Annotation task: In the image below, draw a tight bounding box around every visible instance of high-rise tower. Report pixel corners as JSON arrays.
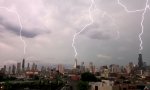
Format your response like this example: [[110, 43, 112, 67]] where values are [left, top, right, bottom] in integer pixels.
[[12, 65, 16, 75], [27, 63, 30, 71], [138, 54, 143, 68], [73, 58, 77, 69], [17, 62, 21, 74], [22, 58, 25, 72]]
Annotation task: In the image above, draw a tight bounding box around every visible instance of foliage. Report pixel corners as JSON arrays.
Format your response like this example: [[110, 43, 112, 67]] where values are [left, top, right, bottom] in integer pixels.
[[3, 80, 64, 90], [81, 72, 97, 82], [33, 75, 39, 80], [119, 75, 126, 80], [0, 76, 17, 81], [77, 81, 89, 90]]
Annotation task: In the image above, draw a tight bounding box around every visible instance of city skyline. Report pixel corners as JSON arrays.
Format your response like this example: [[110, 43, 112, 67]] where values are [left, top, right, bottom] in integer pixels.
[[0, 53, 146, 72], [0, 52, 149, 90], [0, 0, 150, 66]]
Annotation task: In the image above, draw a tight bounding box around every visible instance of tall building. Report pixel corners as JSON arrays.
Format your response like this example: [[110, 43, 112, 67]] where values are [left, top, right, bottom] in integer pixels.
[[41, 66, 46, 76], [57, 64, 64, 74], [31, 63, 37, 71], [81, 62, 84, 67], [32, 63, 35, 71], [89, 62, 95, 74], [73, 58, 77, 69], [17, 62, 21, 74], [109, 64, 120, 73], [125, 62, 134, 74], [8, 66, 11, 74], [27, 63, 30, 71], [22, 58, 25, 72], [80, 62, 85, 73], [3, 65, 6, 74], [138, 54, 143, 68], [143, 62, 147, 67], [35, 64, 37, 71], [12, 65, 16, 75]]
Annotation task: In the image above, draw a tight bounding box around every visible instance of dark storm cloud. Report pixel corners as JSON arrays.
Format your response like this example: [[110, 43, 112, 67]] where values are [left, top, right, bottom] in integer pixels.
[[5, 23, 38, 38], [87, 30, 112, 40], [81, 22, 117, 40], [0, 16, 49, 38]]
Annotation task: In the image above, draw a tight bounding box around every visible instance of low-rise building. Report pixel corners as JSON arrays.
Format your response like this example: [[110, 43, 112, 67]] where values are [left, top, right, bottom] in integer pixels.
[[89, 80, 119, 90]]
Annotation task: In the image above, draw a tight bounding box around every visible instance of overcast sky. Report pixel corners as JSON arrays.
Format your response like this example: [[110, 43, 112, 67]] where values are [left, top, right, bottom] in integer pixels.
[[0, 0, 150, 67]]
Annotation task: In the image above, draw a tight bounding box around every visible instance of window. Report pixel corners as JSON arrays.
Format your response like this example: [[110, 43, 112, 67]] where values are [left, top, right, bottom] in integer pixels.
[[95, 86, 98, 90], [123, 88, 127, 90]]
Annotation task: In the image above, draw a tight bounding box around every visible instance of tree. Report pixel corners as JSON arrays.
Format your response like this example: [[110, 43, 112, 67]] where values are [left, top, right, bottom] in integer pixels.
[[77, 81, 89, 90], [81, 72, 97, 82], [33, 75, 39, 80], [119, 75, 126, 80]]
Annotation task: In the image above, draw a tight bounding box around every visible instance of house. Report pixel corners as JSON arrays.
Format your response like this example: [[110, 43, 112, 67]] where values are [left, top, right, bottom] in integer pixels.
[[89, 80, 119, 90], [144, 85, 150, 90]]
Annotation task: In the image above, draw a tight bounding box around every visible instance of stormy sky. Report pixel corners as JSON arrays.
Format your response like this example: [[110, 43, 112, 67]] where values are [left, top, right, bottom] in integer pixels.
[[0, 0, 150, 67]]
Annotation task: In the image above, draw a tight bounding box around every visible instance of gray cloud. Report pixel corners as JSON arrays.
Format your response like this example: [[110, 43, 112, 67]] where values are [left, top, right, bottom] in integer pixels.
[[86, 30, 112, 40], [82, 21, 118, 40], [0, 16, 49, 38], [0, 0, 149, 66]]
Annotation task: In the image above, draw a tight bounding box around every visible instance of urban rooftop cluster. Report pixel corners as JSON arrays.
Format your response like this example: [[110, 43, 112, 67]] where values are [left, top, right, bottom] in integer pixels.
[[0, 53, 150, 90]]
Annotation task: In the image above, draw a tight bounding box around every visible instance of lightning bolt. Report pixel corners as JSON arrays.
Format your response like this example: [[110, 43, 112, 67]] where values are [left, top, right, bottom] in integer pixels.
[[72, 0, 96, 58], [0, 7, 26, 56], [117, 0, 150, 53]]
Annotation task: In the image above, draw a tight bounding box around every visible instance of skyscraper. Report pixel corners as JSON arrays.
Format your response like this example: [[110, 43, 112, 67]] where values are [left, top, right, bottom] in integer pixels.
[[89, 62, 95, 74], [3, 65, 6, 74], [22, 58, 25, 72], [8, 66, 11, 74], [80, 62, 85, 73], [12, 65, 16, 75], [138, 54, 143, 68], [27, 63, 30, 71], [32, 63, 35, 71], [57, 64, 64, 74], [73, 58, 77, 69], [17, 62, 21, 74]]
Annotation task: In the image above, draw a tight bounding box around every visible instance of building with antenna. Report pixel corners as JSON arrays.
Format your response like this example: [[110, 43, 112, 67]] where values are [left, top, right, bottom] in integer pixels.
[[138, 54, 143, 68], [22, 58, 25, 72], [73, 58, 77, 69]]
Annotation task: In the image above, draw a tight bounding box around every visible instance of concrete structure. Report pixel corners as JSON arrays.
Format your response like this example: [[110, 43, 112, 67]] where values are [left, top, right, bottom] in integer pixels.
[[89, 80, 119, 90], [57, 64, 64, 74], [89, 62, 96, 74], [138, 54, 143, 68], [17, 62, 21, 74], [26, 71, 39, 78], [12, 65, 16, 75], [27, 63, 30, 71], [101, 69, 109, 78], [80, 62, 85, 73], [89, 80, 141, 90], [22, 58, 25, 72], [73, 58, 77, 69], [8, 66, 11, 74], [109, 64, 120, 73], [3, 65, 6, 74]]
